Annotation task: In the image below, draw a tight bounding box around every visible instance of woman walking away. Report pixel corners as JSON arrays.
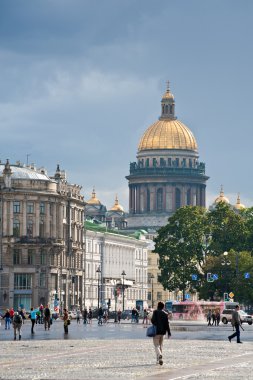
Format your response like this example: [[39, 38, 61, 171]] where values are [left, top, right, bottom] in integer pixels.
[[151, 301, 171, 366], [63, 308, 69, 334]]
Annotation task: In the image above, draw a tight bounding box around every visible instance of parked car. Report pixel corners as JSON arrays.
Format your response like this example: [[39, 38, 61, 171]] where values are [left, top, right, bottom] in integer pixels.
[[68, 310, 77, 319], [221, 309, 252, 325]]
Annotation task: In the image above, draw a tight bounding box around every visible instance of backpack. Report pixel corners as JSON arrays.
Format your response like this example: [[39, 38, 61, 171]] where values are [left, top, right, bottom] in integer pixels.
[[14, 314, 22, 324]]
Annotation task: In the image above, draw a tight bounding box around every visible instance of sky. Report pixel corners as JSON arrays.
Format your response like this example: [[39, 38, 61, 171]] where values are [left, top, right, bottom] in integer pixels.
[[1, 0, 253, 210]]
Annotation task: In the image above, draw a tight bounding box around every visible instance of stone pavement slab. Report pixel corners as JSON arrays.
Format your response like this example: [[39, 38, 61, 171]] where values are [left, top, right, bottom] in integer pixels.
[[0, 339, 252, 380]]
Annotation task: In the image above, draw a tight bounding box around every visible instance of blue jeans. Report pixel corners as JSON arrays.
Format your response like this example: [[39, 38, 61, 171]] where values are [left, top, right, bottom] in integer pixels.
[[229, 324, 240, 342], [5, 317, 11, 329]]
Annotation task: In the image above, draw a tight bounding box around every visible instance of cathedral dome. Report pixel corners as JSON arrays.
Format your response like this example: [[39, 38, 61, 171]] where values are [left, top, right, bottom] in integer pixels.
[[109, 196, 124, 212], [214, 186, 230, 204], [234, 194, 245, 210], [138, 82, 197, 152], [87, 188, 101, 205], [138, 119, 197, 152]]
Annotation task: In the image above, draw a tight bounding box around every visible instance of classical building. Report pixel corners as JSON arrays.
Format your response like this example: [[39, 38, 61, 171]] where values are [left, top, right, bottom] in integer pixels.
[[126, 83, 209, 230], [84, 225, 148, 310], [0, 161, 85, 312]]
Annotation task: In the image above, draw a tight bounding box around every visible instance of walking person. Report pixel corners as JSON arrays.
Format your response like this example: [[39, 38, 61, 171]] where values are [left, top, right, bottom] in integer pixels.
[[3, 309, 11, 330], [216, 311, 221, 326], [30, 307, 38, 334], [88, 308, 93, 324], [143, 309, 148, 327], [207, 309, 212, 326], [44, 304, 51, 330], [151, 301, 171, 366], [228, 305, 243, 343], [83, 308, 88, 324], [76, 309, 81, 324], [63, 308, 69, 334], [13, 312, 22, 340], [117, 309, 122, 323], [211, 311, 216, 326]]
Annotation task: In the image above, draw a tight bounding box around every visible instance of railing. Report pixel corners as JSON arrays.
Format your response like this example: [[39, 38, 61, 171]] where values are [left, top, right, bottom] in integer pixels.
[[129, 162, 206, 176]]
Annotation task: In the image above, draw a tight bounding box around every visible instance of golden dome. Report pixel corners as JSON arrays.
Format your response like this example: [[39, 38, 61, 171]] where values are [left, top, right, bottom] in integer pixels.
[[234, 194, 245, 210], [109, 196, 124, 212], [162, 80, 175, 100], [138, 119, 197, 152], [214, 186, 230, 204], [87, 188, 101, 205]]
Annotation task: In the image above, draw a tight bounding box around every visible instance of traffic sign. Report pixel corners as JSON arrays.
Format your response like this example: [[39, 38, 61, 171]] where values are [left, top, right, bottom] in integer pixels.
[[212, 274, 219, 280], [244, 272, 250, 279], [191, 274, 198, 281], [229, 292, 234, 298], [207, 273, 214, 282]]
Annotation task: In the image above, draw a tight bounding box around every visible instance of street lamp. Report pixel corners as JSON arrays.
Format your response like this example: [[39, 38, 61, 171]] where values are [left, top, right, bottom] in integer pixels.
[[96, 266, 101, 309], [121, 270, 126, 311], [150, 274, 154, 308]]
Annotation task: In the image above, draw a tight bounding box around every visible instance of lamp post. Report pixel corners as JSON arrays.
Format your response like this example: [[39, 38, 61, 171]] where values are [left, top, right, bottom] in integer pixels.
[[121, 270, 126, 311], [150, 274, 154, 308], [221, 251, 231, 296], [96, 266, 101, 309]]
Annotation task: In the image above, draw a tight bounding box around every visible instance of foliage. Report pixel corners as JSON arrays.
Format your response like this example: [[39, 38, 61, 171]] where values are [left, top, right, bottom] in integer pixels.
[[154, 206, 207, 299]]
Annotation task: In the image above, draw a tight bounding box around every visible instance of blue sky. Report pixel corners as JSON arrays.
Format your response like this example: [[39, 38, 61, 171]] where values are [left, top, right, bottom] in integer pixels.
[[1, 0, 253, 210]]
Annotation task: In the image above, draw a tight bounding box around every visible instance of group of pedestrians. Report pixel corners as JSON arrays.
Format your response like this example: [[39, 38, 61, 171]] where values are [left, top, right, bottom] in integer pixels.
[[206, 309, 221, 326]]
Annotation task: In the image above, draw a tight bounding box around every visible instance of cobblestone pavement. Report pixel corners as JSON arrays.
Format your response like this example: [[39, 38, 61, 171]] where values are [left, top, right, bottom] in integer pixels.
[[0, 321, 252, 379], [0, 338, 252, 379]]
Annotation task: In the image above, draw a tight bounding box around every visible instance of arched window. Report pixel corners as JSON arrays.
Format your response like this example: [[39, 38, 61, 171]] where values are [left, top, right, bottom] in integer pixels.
[[170, 105, 173, 114], [13, 219, 20, 237], [147, 188, 150, 212], [187, 189, 191, 206], [165, 105, 168, 114], [157, 188, 163, 211], [175, 188, 181, 209]]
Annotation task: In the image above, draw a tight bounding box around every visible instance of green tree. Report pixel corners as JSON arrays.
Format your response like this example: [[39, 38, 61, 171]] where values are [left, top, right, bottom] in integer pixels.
[[154, 206, 207, 300]]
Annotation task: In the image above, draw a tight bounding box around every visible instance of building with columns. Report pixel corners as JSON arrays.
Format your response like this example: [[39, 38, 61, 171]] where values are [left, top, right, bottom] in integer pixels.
[[84, 225, 148, 310], [0, 160, 85, 312], [126, 83, 209, 230]]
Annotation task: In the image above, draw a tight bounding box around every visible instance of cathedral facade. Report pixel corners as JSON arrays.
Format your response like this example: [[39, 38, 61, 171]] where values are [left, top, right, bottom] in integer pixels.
[[126, 83, 209, 230]]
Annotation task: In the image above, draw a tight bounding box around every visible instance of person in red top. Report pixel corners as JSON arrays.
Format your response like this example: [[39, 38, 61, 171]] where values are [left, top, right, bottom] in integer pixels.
[[9, 307, 15, 322]]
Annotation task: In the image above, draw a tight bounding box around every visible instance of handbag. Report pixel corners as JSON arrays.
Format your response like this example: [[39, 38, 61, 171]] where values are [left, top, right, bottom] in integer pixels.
[[146, 324, 156, 337], [67, 319, 71, 325]]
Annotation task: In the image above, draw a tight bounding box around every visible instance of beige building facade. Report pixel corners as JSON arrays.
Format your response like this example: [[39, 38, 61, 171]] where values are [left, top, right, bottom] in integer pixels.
[[0, 161, 85, 312]]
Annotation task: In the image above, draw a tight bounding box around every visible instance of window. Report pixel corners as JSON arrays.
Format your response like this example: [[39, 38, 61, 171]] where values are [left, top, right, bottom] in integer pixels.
[[14, 274, 32, 289], [148, 292, 151, 301], [157, 292, 162, 300], [168, 158, 172, 166], [187, 189, 191, 206], [147, 189, 150, 212], [157, 188, 163, 211], [13, 201, 20, 213], [28, 249, 35, 265], [40, 273, 46, 287], [13, 219, 20, 237], [27, 202, 34, 214], [40, 202, 45, 214], [27, 219, 33, 237], [175, 188, 181, 209], [39, 219, 45, 237], [13, 249, 21, 265], [40, 249, 47, 265]]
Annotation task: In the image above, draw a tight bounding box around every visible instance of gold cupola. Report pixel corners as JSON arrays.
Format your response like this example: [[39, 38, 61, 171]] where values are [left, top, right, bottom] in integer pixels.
[[214, 186, 230, 204], [109, 195, 124, 212], [138, 82, 198, 152], [234, 194, 245, 210], [87, 188, 101, 205]]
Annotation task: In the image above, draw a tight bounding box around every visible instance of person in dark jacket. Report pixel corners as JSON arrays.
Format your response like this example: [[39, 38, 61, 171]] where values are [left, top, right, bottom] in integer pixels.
[[151, 301, 171, 365]]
